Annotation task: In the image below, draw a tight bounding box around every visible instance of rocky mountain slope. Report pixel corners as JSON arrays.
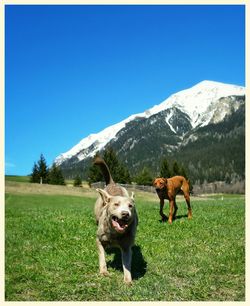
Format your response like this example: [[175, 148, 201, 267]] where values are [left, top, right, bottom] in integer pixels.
[[55, 81, 245, 183]]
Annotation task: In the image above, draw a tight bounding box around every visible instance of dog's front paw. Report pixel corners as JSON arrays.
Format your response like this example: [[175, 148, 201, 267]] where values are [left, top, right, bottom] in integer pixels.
[[124, 277, 132, 285], [100, 270, 109, 276], [162, 215, 168, 222]]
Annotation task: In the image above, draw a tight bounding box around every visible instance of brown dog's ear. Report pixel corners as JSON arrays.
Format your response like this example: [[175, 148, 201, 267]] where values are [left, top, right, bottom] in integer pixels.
[[163, 178, 168, 185], [96, 188, 111, 205], [152, 178, 157, 186]]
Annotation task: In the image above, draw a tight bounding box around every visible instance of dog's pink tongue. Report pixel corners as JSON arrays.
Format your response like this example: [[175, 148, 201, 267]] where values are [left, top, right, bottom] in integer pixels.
[[112, 220, 128, 233]]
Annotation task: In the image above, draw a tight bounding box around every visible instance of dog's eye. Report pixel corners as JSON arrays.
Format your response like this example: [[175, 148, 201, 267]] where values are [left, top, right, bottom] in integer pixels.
[[114, 203, 119, 207], [128, 204, 133, 208]]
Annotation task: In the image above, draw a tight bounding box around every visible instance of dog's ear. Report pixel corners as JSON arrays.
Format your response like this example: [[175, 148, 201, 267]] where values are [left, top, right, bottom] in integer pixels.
[[163, 178, 168, 185], [96, 188, 111, 205], [152, 178, 157, 186], [131, 192, 135, 200]]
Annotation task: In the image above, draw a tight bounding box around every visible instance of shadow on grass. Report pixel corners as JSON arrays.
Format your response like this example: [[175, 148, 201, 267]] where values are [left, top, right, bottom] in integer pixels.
[[175, 214, 189, 220], [159, 214, 189, 223], [107, 245, 147, 280]]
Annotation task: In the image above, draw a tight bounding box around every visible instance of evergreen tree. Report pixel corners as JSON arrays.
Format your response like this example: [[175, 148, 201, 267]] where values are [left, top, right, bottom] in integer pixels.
[[30, 154, 49, 184], [87, 148, 131, 185], [87, 153, 103, 185], [172, 161, 181, 176], [118, 165, 132, 184], [103, 147, 131, 184], [160, 158, 172, 178], [134, 167, 153, 186], [37, 154, 49, 184], [30, 162, 40, 183], [87, 164, 103, 185], [48, 164, 65, 185], [73, 175, 82, 187], [103, 147, 120, 182], [180, 166, 188, 179], [180, 165, 193, 192]]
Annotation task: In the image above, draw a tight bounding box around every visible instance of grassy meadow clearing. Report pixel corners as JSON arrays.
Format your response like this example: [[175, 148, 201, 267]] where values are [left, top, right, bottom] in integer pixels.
[[5, 179, 245, 301]]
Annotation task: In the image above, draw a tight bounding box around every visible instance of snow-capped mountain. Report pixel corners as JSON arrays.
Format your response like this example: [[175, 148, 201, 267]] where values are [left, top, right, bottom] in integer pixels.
[[55, 80, 245, 168]]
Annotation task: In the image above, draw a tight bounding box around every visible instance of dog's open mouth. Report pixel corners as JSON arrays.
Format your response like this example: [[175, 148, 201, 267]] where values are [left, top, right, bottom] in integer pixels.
[[111, 216, 129, 233]]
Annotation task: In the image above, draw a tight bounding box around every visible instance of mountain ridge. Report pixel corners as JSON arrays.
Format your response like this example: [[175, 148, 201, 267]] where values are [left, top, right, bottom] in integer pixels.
[[54, 80, 245, 183], [55, 80, 245, 166]]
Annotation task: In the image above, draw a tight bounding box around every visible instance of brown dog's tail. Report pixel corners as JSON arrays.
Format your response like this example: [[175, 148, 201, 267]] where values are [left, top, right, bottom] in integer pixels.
[[94, 156, 114, 185]]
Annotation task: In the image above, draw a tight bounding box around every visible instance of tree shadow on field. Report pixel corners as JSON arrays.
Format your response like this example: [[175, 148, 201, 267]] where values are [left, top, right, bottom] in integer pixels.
[[107, 245, 147, 280]]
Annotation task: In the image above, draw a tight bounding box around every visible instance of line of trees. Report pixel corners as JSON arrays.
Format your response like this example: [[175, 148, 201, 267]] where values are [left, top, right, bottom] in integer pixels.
[[133, 158, 190, 186], [87, 147, 189, 186], [30, 154, 65, 185], [29, 148, 244, 194], [30, 150, 190, 188], [160, 159, 188, 179]]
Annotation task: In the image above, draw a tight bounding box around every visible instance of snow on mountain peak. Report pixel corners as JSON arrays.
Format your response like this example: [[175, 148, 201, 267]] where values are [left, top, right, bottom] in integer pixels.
[[55, 80, 245, 165], [148, 80, 245, 127]]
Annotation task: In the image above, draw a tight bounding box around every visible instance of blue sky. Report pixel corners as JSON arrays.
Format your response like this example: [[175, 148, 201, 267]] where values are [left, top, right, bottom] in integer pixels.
[[5, 4, 245, 175]]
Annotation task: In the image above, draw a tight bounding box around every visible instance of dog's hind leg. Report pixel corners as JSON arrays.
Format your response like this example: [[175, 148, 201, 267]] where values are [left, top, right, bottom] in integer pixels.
[[173, 199, 178, 220], [96, 238, 109, 276], [184, 193, 192, 219], [182, 180, 192, 219], [121, 247, 132, 285], [168, 199, 175, 224]]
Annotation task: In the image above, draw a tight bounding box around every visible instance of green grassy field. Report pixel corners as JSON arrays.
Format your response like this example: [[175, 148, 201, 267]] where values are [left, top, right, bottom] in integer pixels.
[[5, 175, 85, 187], [5, 189, 245, 301], [5, 175, 31, 183]]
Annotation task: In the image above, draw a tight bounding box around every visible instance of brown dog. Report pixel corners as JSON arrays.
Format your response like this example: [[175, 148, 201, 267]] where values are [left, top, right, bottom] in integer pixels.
[[153, 176, 192, 224]]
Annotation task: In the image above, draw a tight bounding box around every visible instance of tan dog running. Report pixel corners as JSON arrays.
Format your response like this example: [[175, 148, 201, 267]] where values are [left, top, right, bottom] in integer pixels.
[[153, 176, 192, 224], [94, 157, 138, 284]]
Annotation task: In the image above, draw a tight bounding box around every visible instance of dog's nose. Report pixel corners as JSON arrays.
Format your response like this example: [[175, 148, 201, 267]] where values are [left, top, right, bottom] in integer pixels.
[[121, 211, 129, 218]]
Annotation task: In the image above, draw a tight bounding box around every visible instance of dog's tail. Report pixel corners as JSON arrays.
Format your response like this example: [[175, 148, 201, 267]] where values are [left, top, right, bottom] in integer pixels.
[[94, 156, 114, 185]]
